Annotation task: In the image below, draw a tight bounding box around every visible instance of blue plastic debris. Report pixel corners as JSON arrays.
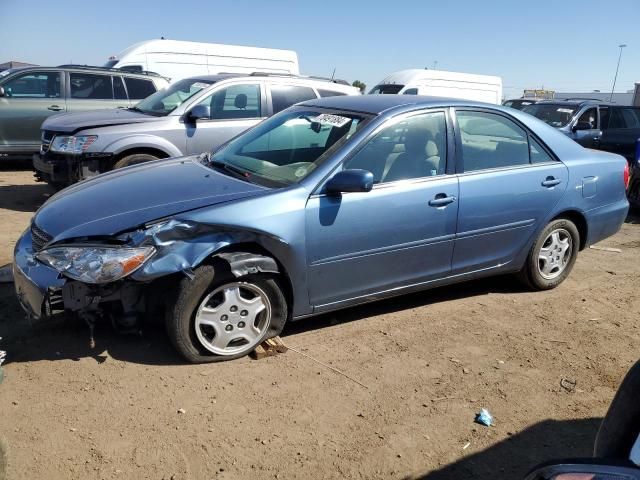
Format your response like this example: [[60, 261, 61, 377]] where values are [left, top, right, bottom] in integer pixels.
[[475, 408, 493, 427]]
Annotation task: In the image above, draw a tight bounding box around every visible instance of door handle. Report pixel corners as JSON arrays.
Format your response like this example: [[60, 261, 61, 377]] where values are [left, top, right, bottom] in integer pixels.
[[541, 177, 562, 188], [428, 194, 456, 207], [47, 105, 63, 111]]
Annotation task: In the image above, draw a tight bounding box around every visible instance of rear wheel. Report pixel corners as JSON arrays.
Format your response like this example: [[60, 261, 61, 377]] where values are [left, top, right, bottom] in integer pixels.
[[113, 153, 159, 169], [166, 264, 288, 363], [518, 218, 580, 290]]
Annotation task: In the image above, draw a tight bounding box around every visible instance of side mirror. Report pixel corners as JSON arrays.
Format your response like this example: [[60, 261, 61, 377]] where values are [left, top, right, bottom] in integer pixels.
[[525, 461, 640, 480], [325, 169, 374, 194], [572, 121, 593, 132], [187, 105, 210, 122], [0, 86, 5, 97]]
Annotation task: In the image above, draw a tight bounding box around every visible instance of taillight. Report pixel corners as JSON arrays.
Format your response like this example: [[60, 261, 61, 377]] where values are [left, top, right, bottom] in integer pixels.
[[624, 162, 630, 190]]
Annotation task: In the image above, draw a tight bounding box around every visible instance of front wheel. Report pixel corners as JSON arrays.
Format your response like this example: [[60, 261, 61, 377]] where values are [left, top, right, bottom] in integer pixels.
[[518, 218, 580, 290], [166, 265, 288, 363], [113, 153, 159, 169]]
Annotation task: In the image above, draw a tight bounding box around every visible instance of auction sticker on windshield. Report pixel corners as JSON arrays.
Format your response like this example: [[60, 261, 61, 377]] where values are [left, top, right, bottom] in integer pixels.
[[557, 108, 574, 114], [313, 114, 351, 128]]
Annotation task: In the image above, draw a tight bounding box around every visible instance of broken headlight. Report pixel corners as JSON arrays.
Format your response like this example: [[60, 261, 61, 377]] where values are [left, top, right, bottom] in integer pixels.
[[36, 246, 155, 284]]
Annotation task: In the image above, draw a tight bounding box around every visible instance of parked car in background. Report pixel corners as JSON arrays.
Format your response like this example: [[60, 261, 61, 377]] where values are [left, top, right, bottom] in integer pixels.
[[104, 39, 299, 81], [369, 69, 502, 104], [34, 73, 360, 187], [15, 96, 629, 363], [503, 97, 545, 110], [0, 65, 169, 161], [523, 99, 640, 203]]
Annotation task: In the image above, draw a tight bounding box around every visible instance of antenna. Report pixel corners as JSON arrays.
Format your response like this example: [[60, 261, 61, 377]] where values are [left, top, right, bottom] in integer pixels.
[[331, 67, 336, 80]]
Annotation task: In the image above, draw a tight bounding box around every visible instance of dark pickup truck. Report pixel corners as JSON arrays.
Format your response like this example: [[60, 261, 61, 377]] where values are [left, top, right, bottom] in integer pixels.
[[524, 100, 640, 207]]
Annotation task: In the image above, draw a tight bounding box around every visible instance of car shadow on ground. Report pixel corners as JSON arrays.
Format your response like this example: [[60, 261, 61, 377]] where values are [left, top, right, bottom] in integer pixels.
[[626, 209, 640, 225], [411, 417, 601, 480], [0, 275, 525, 367], [0, 182, 54, 213]]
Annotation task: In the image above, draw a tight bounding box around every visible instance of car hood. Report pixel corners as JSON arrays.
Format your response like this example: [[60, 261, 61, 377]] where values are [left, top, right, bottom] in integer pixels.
[[33, 156, 269, 240], [41, 108, 166, 134]]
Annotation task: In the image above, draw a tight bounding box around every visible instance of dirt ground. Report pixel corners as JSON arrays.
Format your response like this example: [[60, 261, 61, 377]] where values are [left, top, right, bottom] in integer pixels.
[[0, 165, 638, 480]]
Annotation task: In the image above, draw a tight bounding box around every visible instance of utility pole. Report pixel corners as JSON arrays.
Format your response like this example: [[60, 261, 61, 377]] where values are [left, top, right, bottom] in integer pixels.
[[610, 44, 627, 102]]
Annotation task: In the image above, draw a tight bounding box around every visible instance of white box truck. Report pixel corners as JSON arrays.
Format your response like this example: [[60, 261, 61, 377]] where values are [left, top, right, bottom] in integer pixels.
[[104, 39, 299, 81], [370, 69, 503, 104]]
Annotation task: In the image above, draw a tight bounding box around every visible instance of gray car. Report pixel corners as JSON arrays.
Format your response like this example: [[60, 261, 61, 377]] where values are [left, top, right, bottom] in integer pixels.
[[0, 65, 169, 160], [34, 73, 361, 187]]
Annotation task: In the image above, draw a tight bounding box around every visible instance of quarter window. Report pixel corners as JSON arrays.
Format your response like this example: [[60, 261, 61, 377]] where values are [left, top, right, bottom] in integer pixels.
[[124, 77, 156, 99], [196, 84, 262, 120], [529, 137, 554, 164], [317, 89, 346, 98], [343, 111, 447, 183], [70, 73, 113, 99], [457, 111, 530, 172], [270, 85, 317, 114], [2, 71, 61, 98]]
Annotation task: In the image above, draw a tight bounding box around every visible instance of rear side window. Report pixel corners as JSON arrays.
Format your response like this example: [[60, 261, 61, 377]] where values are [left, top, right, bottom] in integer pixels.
[[113, 76, 127, 100], [608, 108, 640, 129], [196, 84, 262, 120], [529, 137, 554, 164], [2, 71, 61, 98], [270, 85, 317, 113], [457, 111, 530, 171], [124, 77, 156, 99], [70, 73, 113, 99], [317, 89, 346, 98]]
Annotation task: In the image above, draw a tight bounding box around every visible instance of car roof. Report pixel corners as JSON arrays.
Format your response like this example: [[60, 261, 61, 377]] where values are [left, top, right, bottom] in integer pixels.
[[186, 72, 354, 89], [535, 99, 612, 107], [298, 94, 501, 115], [0, 64, 167, 80]]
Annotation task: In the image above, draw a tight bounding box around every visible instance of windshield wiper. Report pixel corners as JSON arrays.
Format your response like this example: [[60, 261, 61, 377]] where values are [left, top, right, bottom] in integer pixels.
[[206, 158, 256, 183]]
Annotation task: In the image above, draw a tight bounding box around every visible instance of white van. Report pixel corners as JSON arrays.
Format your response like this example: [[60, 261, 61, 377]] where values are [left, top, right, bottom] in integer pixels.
[[105, 39, 299, 81], [370, 69, 503, 104]]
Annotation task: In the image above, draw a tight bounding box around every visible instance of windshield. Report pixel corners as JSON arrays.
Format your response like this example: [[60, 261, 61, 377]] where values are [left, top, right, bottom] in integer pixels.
[[523, 103, 578, 127], [134, 78, 215, 116], [369, 84, 404, 94], [208, 109, 368, 187], [503, 99, 538, 110]]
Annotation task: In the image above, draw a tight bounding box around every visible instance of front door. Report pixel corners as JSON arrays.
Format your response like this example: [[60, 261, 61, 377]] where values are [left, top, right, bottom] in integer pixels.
[[185, 83, 265, 155], [305, 110, 459, 308], [571, 106, 601, 148], [452, 109, 569, 274], [0, 71, 65, 151]]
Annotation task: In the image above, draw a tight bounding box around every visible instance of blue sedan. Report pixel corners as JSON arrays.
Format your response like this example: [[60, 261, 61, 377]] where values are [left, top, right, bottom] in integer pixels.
[[14, 96, 630, 362]]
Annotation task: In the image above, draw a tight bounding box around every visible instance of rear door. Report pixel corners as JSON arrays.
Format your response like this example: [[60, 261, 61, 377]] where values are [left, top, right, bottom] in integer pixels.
[[452, 109, 569, 274], [66, 72, 129, 112], [184, 82, 266, 155], [0, 70, 65, 151], [599, 107, 640, 161]]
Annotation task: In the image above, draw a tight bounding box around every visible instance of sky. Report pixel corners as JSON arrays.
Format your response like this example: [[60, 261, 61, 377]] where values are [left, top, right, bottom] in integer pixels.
[[1, 0, 638, 99]]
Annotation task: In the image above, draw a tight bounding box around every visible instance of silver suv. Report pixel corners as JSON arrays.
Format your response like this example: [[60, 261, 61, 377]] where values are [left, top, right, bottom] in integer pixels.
[[35, 73, 360, 187], [0, 65, 169, 161]]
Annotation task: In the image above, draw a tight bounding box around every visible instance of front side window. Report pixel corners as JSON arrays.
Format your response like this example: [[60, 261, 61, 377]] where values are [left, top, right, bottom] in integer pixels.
[[134, 78, 215, 116], [208, 109, 367, 186], [343, 111, 447, 183], [2, 71, 61, 98], [523, 103, 578, 127], [457, 111, 530, 171], [270, 85, 317, 114], [577, 108, 598, 129], [195, 84, 262, 120], [124, 77, 156, 99], [70, 73, 112, 99]]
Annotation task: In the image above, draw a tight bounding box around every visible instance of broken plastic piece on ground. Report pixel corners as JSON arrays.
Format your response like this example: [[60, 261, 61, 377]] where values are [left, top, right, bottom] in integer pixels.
[[251, 336, 288, 360], [475, 408, 493, 427]]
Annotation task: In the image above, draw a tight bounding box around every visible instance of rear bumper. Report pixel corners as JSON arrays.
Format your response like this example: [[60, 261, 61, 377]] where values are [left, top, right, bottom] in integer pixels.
[[13, 229, 65, 320], [584, 198, 630, 247]]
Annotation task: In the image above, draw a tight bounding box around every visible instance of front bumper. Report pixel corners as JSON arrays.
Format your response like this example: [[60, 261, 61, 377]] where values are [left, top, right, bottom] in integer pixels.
[[33, 151, 114, 185], [13, 229, 66, 320]]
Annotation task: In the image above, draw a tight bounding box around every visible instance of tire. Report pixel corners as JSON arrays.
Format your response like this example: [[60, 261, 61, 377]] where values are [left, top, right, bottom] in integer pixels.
[[518, 218, 580, 290], [113, 153, 159, 169], [166, 264, 288, 363]]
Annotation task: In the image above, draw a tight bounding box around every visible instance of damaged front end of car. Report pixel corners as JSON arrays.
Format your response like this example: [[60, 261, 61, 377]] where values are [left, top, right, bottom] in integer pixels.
[[14, 218, 284, 344]]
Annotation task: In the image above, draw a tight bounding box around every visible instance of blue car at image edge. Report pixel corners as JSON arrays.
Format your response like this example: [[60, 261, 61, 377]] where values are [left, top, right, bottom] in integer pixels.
[[13, 95, 630, 362]]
